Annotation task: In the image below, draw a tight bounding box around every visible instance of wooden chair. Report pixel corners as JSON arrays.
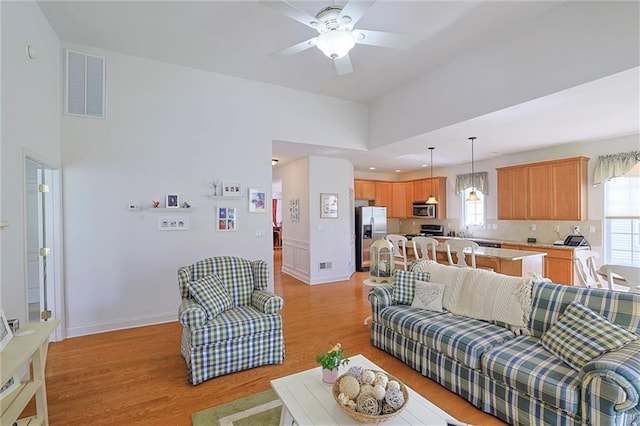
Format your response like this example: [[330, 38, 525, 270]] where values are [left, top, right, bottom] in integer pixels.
[[412, 236, 439, 261], [385, 234, 410, 270], [574, 250, 605, 289], [445, 239, 480, 268], [600, 264, 640, 294]]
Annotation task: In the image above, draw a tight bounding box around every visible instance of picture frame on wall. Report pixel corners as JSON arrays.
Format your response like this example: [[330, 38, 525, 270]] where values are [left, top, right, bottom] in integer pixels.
[[248, 188, 268, 213], [223, 182, 241, 197], [216, 207, 237, 231], [0, 309, 13, 351], [320, 193, 338, 218], [166, 194, 179, 208]]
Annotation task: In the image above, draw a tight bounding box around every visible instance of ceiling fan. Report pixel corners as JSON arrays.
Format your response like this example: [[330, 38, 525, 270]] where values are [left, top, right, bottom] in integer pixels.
[[260, 0, 412, 75]]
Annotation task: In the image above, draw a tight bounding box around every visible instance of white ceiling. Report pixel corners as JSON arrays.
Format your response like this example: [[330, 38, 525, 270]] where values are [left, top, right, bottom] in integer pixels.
[[37, 1, 640, 172]]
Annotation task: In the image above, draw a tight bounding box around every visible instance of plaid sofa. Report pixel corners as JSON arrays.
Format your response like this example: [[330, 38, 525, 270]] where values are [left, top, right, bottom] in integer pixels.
[[369, 268, 640, 425], [178, 256, 284, 385]]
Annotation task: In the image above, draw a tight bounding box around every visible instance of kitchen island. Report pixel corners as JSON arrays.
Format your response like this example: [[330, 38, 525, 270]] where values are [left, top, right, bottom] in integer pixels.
[[432, 244, 547, 278]]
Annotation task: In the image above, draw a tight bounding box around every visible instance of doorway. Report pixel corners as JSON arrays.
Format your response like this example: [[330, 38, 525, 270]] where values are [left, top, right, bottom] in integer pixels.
[[25, 158, 60, 333]]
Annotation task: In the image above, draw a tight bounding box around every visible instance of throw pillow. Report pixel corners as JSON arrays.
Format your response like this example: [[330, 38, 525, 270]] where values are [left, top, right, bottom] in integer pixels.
[[188, 274, 234, 320], [392, 270, 430, 305], [540, 301, 639, 371], [411, 280, 445, 312]]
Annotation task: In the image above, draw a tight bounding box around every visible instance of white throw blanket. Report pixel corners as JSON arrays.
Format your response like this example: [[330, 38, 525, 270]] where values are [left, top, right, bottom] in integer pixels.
[[412, 261, 533, 334]]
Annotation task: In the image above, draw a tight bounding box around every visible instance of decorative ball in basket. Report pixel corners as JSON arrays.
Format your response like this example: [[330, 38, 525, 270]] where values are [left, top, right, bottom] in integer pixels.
[[332, 367, 409, 423]]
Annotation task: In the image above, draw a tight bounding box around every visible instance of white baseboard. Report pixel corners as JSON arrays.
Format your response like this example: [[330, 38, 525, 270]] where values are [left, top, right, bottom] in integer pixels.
[[65, 312, 176, 338]]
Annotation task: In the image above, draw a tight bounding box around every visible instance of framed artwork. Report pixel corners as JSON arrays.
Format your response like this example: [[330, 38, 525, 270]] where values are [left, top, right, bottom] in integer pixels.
[[320, 193, 338, 218], [0, 309, 12, 351], [289, 198, 299, 222], [157, 217, 189, 231], [248, 188, 268, 213], [166, 194, 179, 208], [0, 374, 20, 400], [217, 207, 237, 231], [223, 182, 241, 197]]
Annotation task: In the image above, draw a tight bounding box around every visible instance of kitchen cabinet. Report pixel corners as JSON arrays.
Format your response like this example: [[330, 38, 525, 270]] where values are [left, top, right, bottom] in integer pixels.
[[404, 182, 414, 219], [431, 177, 447, 220], [497, 167, 528, 219], [497, 157, 588, 221], [354, 180, 376, 200], [391, 182, 407, 218], [374, 181, 392, 210], [412, 180, 429, 201], [502, 243, 577, 285]]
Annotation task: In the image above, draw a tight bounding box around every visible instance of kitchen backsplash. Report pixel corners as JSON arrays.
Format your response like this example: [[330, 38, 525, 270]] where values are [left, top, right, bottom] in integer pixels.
[[398, 218, 602, 247]]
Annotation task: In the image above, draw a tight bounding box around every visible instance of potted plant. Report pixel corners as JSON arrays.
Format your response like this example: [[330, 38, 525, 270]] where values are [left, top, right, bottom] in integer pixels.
[[316, 343, 349, 384]]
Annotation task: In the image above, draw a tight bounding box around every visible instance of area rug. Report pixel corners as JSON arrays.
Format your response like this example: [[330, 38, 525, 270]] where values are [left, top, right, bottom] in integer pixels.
[[191, 389, 282, 426]]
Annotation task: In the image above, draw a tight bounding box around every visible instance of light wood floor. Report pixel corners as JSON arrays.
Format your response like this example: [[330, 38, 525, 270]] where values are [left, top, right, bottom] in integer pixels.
[[28, 250, 504, 425]]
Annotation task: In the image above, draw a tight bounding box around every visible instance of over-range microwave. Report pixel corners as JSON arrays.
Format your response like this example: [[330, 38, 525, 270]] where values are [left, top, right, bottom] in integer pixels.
[[412, 202, 436, 218]]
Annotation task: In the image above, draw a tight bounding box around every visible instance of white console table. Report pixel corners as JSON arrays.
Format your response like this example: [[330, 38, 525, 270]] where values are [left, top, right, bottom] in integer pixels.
[[1, 320, 59, 425]]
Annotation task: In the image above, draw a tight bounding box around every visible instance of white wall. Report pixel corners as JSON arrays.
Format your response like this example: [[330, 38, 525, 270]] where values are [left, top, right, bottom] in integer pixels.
[[369, 2, 640, 149], [60, 44, 368, 336], [0, 1, 61, 323], [308, 156, 354, 284]]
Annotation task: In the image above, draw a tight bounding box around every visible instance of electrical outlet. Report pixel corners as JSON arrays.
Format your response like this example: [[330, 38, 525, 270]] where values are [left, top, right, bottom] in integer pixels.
[[554, 224, 560, 233], [589, 225, 596, 233], [530, 224, 537, 231]]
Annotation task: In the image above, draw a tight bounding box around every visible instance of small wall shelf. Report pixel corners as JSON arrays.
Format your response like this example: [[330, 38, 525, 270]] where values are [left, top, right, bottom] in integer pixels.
[[207, 195, 242, 200], [146, 208, 195, 212]]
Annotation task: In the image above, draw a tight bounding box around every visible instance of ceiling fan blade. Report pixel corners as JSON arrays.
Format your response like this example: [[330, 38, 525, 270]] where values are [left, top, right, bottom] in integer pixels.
[[334, 55, 353, 76], [353, 29, 412, 50], [269, 37, 317, 59], [338, 0, 376, 29], [260, 0, 325, 31]]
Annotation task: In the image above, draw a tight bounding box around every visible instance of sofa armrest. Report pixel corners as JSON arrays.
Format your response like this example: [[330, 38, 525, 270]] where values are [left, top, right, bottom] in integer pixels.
[[178, 266, 192, 299], [178, 298, 208, 328], [251, 290, 284, 314], [251, 260, 269, 291], [581, 341, 640, 425], [367, 285, 395, 322]]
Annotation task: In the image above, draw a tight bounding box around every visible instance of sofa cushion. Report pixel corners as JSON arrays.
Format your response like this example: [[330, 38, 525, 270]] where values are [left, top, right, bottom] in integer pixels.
[[190, 305, 283, 346], [417, 314, 516, 370], [411, 280, 445, 312], [482, 335, 581, 415], [529, 281, 640, 338], [378, 306, 515, 370], [540, 301, 639, 371], [188, 274, 233, 320], [191, 256, 255, 306], [392, 270, 430, 305]]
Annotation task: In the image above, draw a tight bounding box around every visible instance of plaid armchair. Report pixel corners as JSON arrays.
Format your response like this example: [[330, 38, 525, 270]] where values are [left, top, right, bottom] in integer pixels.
[[178, 256, 284, 385]]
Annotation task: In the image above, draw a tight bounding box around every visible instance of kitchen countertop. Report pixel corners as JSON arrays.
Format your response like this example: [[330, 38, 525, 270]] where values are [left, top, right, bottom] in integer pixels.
[[435, 236, 585, 251], [433, 244, 546, 261]]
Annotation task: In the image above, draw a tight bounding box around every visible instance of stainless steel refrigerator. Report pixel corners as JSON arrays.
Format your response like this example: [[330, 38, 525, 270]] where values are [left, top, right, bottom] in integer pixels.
[[355, 206, 388, 272]]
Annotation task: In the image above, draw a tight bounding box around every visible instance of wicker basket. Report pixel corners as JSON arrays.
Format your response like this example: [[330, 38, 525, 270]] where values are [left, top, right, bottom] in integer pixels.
[[331, 370, 409, 423]]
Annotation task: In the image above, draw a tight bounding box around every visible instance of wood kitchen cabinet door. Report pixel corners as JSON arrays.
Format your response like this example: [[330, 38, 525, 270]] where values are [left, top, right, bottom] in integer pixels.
[[498, 168, 528, 220], [412, 180, 428, 201], [354, 180, 376, 200], [528, 164, 553, 219], [405, 182, 414, 218], [391, 182, 407, 218], [545, 257, 574, 285], [374, 182, 392, 210], [553, 158, 588, 220]]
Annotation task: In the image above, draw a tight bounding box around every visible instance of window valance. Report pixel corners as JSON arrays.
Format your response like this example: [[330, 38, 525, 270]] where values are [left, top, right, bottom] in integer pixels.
[[455, 171, 489, 195], [593, 151, 640, 185]]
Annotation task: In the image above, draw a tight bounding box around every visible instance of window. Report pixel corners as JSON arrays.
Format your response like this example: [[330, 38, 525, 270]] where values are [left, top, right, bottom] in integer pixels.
[[462, 188, 485, 227], [604, 177, 640, 265]]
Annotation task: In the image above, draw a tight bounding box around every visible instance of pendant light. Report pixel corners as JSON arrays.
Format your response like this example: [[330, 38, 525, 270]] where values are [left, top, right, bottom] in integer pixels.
[[466, 137, 480, 202], [426, 147, 438, 204]]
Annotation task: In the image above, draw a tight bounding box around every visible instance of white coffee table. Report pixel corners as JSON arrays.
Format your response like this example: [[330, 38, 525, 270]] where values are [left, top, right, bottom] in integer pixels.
[[271, 354, 464, 425]]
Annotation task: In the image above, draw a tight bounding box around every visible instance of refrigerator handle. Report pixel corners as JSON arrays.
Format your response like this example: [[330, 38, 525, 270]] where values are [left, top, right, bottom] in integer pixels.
[[370, 216, 374, 231]]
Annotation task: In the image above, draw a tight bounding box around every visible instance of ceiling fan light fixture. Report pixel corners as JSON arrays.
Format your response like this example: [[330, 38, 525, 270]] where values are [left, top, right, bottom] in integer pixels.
[[316, 30, 356, 59]]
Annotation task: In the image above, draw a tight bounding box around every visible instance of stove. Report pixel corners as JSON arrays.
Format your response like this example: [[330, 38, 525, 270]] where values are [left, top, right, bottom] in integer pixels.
[[418, 224, 444, 237]]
